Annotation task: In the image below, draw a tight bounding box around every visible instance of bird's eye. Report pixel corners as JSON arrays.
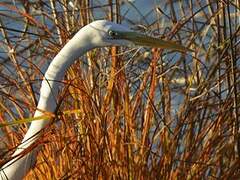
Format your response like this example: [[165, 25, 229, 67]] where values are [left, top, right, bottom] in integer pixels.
[[108, 30, 118, 37]]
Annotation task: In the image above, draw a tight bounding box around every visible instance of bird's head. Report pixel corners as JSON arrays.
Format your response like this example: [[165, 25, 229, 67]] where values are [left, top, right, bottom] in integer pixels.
[[86, 20, 133, 47], [84, 20, 192, 52]]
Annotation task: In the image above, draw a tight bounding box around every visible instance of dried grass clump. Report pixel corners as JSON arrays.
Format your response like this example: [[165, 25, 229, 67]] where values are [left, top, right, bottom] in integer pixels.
[[0, 0, 239, 179]]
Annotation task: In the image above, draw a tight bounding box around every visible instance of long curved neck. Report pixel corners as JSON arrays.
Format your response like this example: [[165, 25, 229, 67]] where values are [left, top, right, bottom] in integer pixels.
[[0, 26, 93, 180], [23, 27, 93, 143], [34, 27, 93, 126]]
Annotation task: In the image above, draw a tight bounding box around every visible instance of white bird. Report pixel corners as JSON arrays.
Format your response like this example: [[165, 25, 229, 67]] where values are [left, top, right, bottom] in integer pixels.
[[0, 20, 191, 179]]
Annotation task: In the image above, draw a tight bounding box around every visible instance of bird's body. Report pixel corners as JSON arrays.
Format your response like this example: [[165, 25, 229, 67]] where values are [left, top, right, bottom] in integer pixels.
[[0, 20, 191, 180]]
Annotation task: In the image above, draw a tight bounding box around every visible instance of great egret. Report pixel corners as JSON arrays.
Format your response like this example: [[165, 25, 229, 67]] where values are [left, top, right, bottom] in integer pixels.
[[0, 20, 191, 179]]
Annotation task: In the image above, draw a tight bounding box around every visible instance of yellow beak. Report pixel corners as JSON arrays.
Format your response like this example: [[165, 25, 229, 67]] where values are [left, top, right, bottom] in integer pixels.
[[114, 31, 193, 52]]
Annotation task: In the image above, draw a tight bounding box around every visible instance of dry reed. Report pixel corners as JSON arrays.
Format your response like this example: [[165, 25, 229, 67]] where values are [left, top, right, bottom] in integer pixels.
[[0, 0, 240, 179]]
